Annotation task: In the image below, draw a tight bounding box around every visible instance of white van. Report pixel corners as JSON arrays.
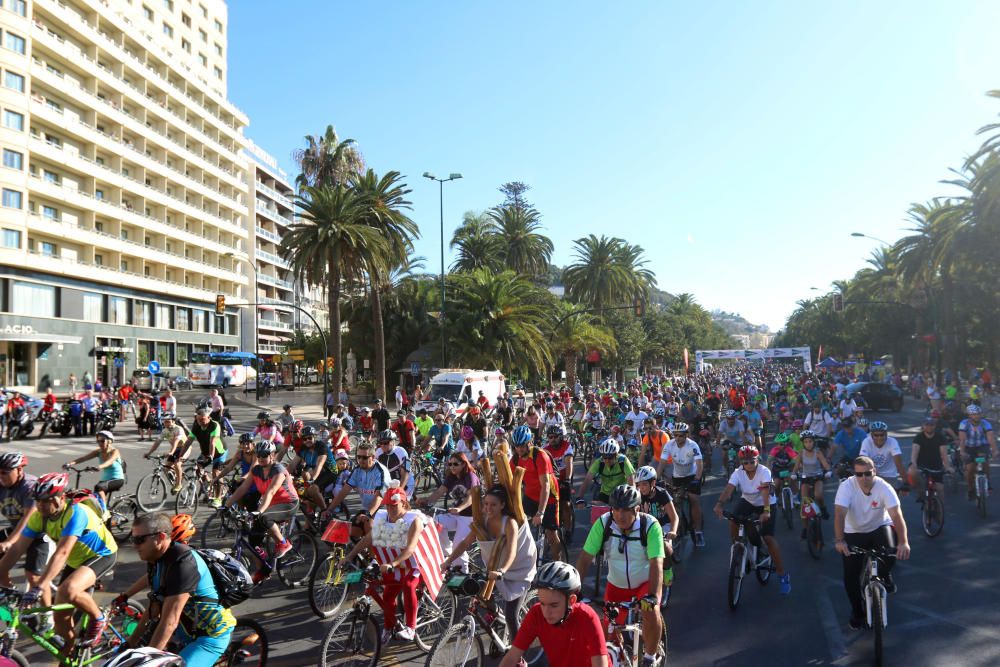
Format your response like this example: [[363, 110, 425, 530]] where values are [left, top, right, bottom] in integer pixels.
[[417, 369, 506, 416]]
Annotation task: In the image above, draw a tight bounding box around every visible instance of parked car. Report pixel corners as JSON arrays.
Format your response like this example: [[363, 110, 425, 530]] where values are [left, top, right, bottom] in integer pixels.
[[131, 369, 153, 391], [847, 381, 904, 412], [171, 374, 193, 390]]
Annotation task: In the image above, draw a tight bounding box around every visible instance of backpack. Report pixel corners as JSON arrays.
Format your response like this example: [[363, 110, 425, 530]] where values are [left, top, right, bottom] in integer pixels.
[[598, 511, 651, 552], [67, 489, 108, 522], [192, 548, 254, 608], [511, 447, 560, 500], [596, 454, 627, 478]]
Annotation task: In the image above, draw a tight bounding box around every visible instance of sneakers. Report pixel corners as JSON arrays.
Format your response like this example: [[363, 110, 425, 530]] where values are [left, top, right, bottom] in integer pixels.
[[694, 531, 706, 548], [779, 574, 791, 595], [380, 627, 394, 644], [395, 626, 415, 641], [81, 614, 108, 646], [251, 569, 269, 585], [210, 496, 223, 509], [171, 484, 183, 494], [274, 539, 293, 560]]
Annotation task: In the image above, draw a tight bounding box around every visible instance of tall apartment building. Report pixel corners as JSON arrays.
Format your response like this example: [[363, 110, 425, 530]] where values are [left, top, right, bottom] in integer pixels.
[[0, 0, 252, 392]]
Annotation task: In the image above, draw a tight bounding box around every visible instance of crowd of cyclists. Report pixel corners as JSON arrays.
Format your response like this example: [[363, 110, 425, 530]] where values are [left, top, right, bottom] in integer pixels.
[[0, 359, 993, 666]]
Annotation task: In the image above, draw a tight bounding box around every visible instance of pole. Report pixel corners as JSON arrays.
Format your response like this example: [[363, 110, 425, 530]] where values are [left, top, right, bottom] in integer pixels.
[[439, 179, 446, 368]]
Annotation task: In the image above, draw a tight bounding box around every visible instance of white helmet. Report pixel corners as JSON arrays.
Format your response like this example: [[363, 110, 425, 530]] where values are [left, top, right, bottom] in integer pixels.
[[101, 647, 185, 666], [635, 465, 657, 484], [597, 440, 620, 457]]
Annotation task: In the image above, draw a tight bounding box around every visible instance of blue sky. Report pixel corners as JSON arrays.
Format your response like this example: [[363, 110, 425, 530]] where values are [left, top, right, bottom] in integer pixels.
[[227, 1, 1000, 331]]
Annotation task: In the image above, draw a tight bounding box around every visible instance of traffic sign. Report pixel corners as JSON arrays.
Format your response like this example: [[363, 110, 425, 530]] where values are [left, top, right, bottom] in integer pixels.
[[410, 362, 420, 376], [147, 360, 160, 374], [113, 357, 125, 368], [242, 358, 251, 367]]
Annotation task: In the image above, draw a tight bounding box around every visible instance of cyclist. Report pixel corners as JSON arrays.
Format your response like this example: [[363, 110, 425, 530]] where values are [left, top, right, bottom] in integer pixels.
[[252, 411, 285, 450], [376, 428, 413, 496], [372, 398, 392, 433], [958, 404, 998, 499], [656, 423, 705, 548], [909, 416, 954, 498], [576, 440, 636, 504], [624, 403, 649, 436], [717, 409, 751, 463], [186, 408, 227, 507], [413, 408, 434, 444], [576, 484, 664, 667], [792, 431, 832, 535], [424, 414, 453, 458], [544, 424, 575, 537], [415, 451, 479, 572], [500, 561, 608, 667], [583, 402, 607, 435], [391, 410, 418, 453], [324, 442, 391, 517], [144, 412, 189, 494], [213, 433, 257, 498], [0, 452, 51, 630], [0, 472, 117, 646], [112, 513, 196, 621], [713, 446, 791, 595], [859, 422, 908, 490], [769, 432, 798, 506], [543, 402, 567, 436], [64, 430, 126, 506], [277, 404, 296, 435], [464, 405, 489, 444], [223, 441, 298, 583], [639, 418, 668, 469], [510, 425, 564, 562], [634, 466, 678, 604], [126, 512, 235, 665], [455, 425, 484, 468], [833, 455, 910, 629]]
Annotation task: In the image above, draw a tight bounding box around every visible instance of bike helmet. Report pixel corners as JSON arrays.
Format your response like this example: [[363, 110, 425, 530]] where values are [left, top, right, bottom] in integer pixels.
[[773, 432, 789, 444], [299, 425, 316, 439], [800, 430, 815, 440], [610, 425, 621, 435], [494, 427, 506, 437], [609, 484, 641, 509], [791, 419, 804, 428], [329, 417, 342, 428], [460, 426, 475, 441], [545, 402, 555, 409], [598, 440, 620, 457], [724, 409, 737, 419], [511, 425, 532, 446], [869, 421, 888, 434], [672, 423, 690, 434], [546, 425, 562, 438], [33, 472, 69, 500], [97, 430, 115, 442], [652, 407, 666, 418], [256, 411, 270, 421], [737, 445, 760, 461], [170, 513, 196, 543], [238, 432, 255, 445], [102, 647, 185, 667], [283, 404, 293, 411], [161, 412, 175, 421], [967, 404, 983, 415], [291, 419, 304, 433], [255, 440, 276, 458], [634, 465, 658, 484], [0, 452, 27, 470], [378, 429, 395, 443], [533, 561, 581, 594]]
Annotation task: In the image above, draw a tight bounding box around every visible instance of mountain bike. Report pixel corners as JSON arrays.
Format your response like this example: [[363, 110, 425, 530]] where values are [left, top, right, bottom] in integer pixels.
[[849, 545, 897, 667], [175, 456, 221, 514], [134, 454, 179, 512], [412, 452, 443, 495], [665, 484, 695, 564], [972, 454, 990, 518], [918, 468, 945, 537], [773, 467, 796, 531], [722, 510, 773, 611], [601, 597, 668, 667], [798, 474, 825, 558], [720, 440, 739, 477], [220, 617, 268, 667]]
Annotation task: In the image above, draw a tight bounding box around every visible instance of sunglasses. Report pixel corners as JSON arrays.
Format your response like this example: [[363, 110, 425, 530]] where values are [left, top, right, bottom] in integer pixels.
[[447, 462, 462, 467], [854, 470, 875, 478], [357, 455, 373, 461], [130, 532, 161, 545]]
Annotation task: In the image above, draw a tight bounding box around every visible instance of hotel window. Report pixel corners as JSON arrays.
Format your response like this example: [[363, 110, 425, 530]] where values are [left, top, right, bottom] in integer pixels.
[[176, 307, 189, 331], [143, 5, 153, 21], [94, 254, 103, 266], [110, 296, 129, 324], [198, 53, 207, 67], [134, 300, 152, 326], [3, 71, 25, 92], [163, 22, 173, 38], [214, 19, 222, 32], [2, 229, 20, 249], [181, 38, 190, 53], [214, 42, 222, 56], [2, 110, 24, 130], [162, 0, 172, 10], [10, 1, 26, 17], [39, 241, 56, 256], [1, 188, 21, 209], [41, 205, 58, 221], [155, 303, 173, 328], [181, 13, 190, 27], [192, 308, 205, 332], [11, 281, 55, 317], [42, 170, 59, 184], [82, 292, 103, 322], [213, 66, 222, 79], [4, 33, 25, 55], [2, 149, 22, 170], [198, 29, 206, 43]]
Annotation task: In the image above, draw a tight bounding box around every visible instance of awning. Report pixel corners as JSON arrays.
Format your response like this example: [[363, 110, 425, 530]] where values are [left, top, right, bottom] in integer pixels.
[[0, 332, 82, 344]]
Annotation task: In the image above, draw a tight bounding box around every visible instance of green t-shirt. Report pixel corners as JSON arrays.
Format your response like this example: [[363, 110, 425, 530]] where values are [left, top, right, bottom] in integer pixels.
[[945, 385, 959, 401], [583, 512, 664, 589], [587, 456, 635, 495], [414, 416, 434, 438]]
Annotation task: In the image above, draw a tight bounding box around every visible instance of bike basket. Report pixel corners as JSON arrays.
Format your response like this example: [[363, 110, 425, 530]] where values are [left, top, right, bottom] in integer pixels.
[[321, 519, 352, 544], [976, 457, 987, 463], [779, 470, 791, 478], [343, 570, 364, 585], [590, 505, 610, 524]]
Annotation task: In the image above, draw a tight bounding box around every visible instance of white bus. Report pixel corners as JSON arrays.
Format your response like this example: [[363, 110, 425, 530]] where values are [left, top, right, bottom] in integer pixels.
[[189, 351, 258, 388]]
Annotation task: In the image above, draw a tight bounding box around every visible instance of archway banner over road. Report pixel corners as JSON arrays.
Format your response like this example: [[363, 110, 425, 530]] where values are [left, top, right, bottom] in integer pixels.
[[695, 347, 812, 373]]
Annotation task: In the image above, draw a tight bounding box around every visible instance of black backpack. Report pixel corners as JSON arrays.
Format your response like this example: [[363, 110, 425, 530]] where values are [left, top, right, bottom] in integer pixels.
[[192, 548, 254, 608], [598, 511, 652, 552], [596, 454, 627, 478]]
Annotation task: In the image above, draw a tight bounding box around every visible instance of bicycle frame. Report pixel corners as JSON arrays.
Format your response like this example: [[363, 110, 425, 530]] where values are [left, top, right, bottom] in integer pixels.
[[603, 599, 645, 667]]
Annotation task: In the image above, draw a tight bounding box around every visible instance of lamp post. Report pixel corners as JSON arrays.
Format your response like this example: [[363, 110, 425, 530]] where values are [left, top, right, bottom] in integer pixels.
[[850, 232, 893, 246], [422, 171, 462, 368], [226, 252, 260, 399]]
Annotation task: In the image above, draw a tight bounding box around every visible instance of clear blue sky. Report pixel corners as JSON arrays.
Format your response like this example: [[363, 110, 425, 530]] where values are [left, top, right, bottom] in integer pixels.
[[227, 1, 1000, 331]]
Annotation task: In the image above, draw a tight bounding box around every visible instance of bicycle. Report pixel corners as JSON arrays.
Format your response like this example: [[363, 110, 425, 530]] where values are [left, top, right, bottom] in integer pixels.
[[721, 510, 774, 611], [797, 474, 825, 558], [131, 608, 268, 667], [175, 456, 221, 514], [63, 465, 139, 543], [720, 439, 740, 477], [848, 545, 897, 667], [0, 585, 143, 667], [972, 453, 990, 517], [600, 597, 668, 667], [134, 454, 179, 512], [917, 468, 945, 538], [531, 514, 568, 567], [664, 484, 694, 564], [773, 467, 796, 531], [200, 505, 320, 588], [412, 452, 443, 495]]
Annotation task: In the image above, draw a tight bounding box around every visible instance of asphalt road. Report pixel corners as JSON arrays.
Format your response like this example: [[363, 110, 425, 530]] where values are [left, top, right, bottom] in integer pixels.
[[7, 390, 1000, 666]]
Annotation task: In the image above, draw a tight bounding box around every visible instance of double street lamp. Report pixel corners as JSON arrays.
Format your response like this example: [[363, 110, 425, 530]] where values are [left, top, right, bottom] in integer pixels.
[[225, 251, 260, 398], [850, 231, 893, 246], [422, 171, 462, 368]]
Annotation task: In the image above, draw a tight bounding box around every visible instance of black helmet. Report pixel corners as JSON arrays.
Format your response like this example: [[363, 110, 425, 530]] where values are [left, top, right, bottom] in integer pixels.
[[300, 425, 316, 438], [609, 484, 641, 510], [238, 433, 254, 445], [257, 411, 270, 421]]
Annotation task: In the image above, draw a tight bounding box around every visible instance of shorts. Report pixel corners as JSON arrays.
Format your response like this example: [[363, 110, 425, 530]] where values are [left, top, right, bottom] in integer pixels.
[[0, 528, 52, 575], [523, 496, 559, 531], [604, 580, 651, 626], [672, 475, 702, 495], [174, 623, 232, 667], [60, 551, 117, 583], [733, 498, 776, 538], [964, 448, 990, 466], [167, 441, 192, 463], [919, 468, 944, 484], [314, 468, 337, 493], [212, 452, 227, 471], [95, 478, 125, 495]]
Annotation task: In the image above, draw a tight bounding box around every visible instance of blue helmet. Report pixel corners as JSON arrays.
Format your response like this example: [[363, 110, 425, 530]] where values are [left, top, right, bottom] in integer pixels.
[[511, 425, 532, 446]]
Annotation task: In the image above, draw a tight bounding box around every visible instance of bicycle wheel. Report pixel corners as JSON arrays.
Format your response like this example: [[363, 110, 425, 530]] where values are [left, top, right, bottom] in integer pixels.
[[727, 543, 744, 610], [977, 477, 988, 518], [219, 617, 268, 667], [781, 490, 794, 531], [200, 510, 238, 551], [309, 551, 357, 618], [806, 518, 824, 559], [922, 494, 944, 538], [106, 495, 139, 543], [2, 650, 28, 667], [673, 511, 693, 564], [414, 586, 457, 652], [581, 441, 593, 470], [97, 599, 145, 652], [320, 608, 380, 667], [174, 478, 200, 514], [425, 617, 484, 667], [755, 547, 772, 585], [135, 472, 168, 512], [277, 529, 320, 587], [561, 501, 576, 547], [518, 589, 545, 666], [872, 587, 885, 667]]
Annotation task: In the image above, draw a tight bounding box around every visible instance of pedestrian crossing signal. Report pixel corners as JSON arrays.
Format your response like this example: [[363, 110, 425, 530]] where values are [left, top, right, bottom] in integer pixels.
[[833, 293, 844, 312], [215, 294, 225, 315]]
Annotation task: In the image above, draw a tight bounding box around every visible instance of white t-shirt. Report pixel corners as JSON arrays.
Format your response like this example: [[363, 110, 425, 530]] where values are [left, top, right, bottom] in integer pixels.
[[804, 410, 834, 437], [834, 476, 899, 533], [660, 439, 702, 478], [625, 411, 648, 434], [859, 437, 902, 478], [727, 464, 776, 507]]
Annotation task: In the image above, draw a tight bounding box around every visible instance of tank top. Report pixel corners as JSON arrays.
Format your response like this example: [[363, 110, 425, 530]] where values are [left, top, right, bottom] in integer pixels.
[[477, 517, 536, 602], [800, 448, 823, 476]]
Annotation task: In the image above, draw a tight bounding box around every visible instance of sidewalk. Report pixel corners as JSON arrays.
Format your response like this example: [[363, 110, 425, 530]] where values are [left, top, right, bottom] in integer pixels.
[[225, 386, 329, 420]]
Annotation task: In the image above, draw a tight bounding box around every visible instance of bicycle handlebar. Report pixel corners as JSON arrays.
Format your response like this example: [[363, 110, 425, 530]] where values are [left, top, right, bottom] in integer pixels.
[[848, 545, 898, 560]]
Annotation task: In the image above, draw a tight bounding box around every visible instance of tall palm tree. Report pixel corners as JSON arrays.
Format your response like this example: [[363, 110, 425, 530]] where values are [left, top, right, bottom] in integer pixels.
[[352, 169, 419, 401], [281, 184, 386, 399], [486, 205, 553, 277], [564, 235, 653, 314], [548, 302, 616, 387], [450, 211, 501, 273], [293, 125, 365, 192]]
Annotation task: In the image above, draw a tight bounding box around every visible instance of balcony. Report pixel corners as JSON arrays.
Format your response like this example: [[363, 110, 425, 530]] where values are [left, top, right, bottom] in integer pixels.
[[259, 296, 294, 310], [255, 180, 294, 209], [255, 248, 290, 269], [255, 226, 282, 244], [258, 344, 287, 355], [258, 318, 293, 331], [255, 200, 294, 227], [257, 273, 293, 290]]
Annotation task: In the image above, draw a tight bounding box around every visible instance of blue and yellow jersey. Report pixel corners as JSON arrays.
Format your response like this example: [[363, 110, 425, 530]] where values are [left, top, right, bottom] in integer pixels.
[[22, 502, 117, 568], [151, 544, 236, 638]]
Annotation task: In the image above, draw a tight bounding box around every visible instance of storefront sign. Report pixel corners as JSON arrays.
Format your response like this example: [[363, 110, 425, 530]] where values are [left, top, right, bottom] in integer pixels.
[[1, 325, 34, 335]]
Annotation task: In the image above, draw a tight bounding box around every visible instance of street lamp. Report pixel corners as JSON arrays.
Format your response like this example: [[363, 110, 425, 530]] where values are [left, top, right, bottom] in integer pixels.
[[422, 171, 462, 368], [850, 232, 893, 246], [225, 251, 260, 398]]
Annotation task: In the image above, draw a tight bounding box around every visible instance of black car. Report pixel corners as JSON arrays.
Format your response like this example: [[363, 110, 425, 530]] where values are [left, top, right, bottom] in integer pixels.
[[846, 382, 904, 412]]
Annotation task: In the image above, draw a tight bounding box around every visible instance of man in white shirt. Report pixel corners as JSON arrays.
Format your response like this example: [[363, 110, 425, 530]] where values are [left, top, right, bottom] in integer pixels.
[[804, 403, 834, 439], [833, 455, 910, 629], [858, 422, 907, 484], [624, 405, 649, 435]]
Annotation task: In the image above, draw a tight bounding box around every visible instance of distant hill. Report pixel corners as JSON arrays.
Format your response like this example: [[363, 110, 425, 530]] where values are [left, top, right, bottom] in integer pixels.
[[710, 310, 771, 335]]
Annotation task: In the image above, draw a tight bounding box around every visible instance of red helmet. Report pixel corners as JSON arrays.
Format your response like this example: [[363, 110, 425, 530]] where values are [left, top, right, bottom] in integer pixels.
[[737, 445, 759, 461], [33, 472, 69, 500]]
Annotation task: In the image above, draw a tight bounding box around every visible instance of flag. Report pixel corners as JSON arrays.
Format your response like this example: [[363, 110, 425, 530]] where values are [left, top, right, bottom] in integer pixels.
[[371, 518, 446, 599]]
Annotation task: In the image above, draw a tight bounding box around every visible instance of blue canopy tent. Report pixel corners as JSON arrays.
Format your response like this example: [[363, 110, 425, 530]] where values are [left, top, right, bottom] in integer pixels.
[[817, 357, 844, 368]]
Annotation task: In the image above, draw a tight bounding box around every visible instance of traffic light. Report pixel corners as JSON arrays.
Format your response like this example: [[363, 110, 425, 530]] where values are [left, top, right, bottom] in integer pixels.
[[215, 293, 225, 315], [833, 293, 844, 312]]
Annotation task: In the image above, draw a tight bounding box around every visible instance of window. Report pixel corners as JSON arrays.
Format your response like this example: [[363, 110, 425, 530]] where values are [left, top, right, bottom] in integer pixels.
[[162, 22, 173, 37], [214, 19, 222, 32], [162, 0, 173, 10], [46, 98, 62, 112], [41, 205, 59, 221], [2, 149, 22, 170], [2, 229, 20, 249], [198, 53, 207, 67], [155, 303, 172, 328], [4, 33, 25, 55], [43, 170, 59, 184], [110, 296, 128, 324], [192, 308, 205, 332], [3, 110, 24, 130], [95, 189, 104, 200], [11, 281, 55, 317], [176, 307, 189, 331], [3, 71, 25, 92], [214, 42, 222, 56], [199, 4, 207, 18], [213, 66, 222, 79], [10, 1, 27, 17], [134, 300, 152, 326], [83, 292, 103, 322], [198, 28, 206, 43], [120, 259, 128, 272], [120, 229, 129, 240], [181, 39, 190, 53], [2, 188, 21, 209], [181, 13, 190, 27], [143, 5, 153, 21], [39, 241, 56, 256], [94, 253, 103, 266]]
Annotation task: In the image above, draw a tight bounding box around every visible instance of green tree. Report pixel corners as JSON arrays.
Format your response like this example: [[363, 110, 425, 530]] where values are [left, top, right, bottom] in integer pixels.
[[293, 125, 364, 192], [486, 205, 553, 277], [450, 211, 501, 273], [564, 235, 655, 314], [548, 301, 616, 387]]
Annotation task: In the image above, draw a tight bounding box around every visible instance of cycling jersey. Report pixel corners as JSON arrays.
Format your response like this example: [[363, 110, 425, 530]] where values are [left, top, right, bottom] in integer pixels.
[[623, 410, 648, 434], [0, 474, 37, 523], [959, 418, 993, 448], [250, 462, 298, 505], [253, 424, 284, 446], [584, 413, 606, 430], [512, 602, 607, 667], [582, 512, 664, 589], [414, 416, 434, 438], [543, 439, 574, 478], [639, 485, 674, 524], [660, 439, 702, 478], [718, 420, 747, 444], [22, 502, 117, 568], [641, 430, 668, 462], [189, 420, 226, 458], [587, 455, 635, 496], [345, 462, 391, 510], [859, 437, 902, 478], [543, 412, 566, 434], [834, 427, 867, 460], [727, 465, 776, 508], [150, 542, 236, 639], [377, 445, 414, 494]]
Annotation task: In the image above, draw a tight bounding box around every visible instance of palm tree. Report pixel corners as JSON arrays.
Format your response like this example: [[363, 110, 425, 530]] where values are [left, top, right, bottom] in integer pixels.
[[281, 184, 387, 400], [486, 205, 553, 277], [450, 211, 501, 273], [564, 235, 653, 314], [293, 125, 365, 191], [548, 302, 616, 387], [352, 169, 419, 401]]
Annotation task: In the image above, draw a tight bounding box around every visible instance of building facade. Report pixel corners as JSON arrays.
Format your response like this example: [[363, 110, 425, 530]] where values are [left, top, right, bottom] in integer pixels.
[[0, 0, 253, 392]]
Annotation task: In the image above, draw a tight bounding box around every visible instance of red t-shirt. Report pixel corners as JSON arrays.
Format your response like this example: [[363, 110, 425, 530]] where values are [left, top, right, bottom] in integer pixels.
[[513, 602, 607, 667], [513, 447, 557, 505], [391, 419, 416, 445], [358, 415, 374, 432]]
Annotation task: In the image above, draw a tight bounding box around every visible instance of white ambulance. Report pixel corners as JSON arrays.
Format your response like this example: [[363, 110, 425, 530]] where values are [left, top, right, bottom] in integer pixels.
[[417, 369, 507, 416]]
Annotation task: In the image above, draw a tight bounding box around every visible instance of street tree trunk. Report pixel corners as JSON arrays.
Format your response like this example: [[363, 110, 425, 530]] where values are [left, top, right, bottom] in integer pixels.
[[370, 272, 387, 402], [328, 250, 342, 400]]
